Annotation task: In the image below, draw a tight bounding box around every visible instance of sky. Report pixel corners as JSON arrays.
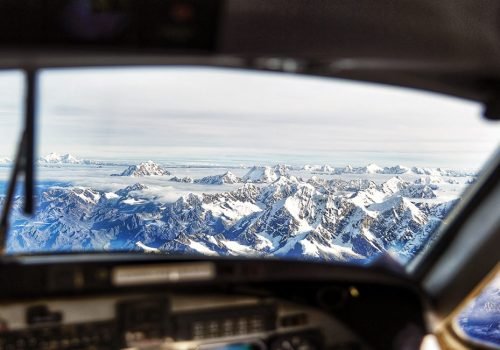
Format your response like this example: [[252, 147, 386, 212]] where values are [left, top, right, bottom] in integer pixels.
[[1, 67, 499, 168]]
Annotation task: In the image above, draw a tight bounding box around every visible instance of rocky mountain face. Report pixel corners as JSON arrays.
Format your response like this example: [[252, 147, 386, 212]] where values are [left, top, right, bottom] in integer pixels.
[[7, 174, 457, 264], [170, 176, 194, 183]]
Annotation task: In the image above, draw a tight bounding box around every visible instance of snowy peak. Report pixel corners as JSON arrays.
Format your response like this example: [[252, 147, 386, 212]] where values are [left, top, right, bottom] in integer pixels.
[[303, 163, 411, 175], [414, 176, 442, 185], [411, 167, 440, 176], [60, 154, 79, 163], [42, 186, 101, 205], [242, 165, 289, 183], [303, 164, 334, 172], [364, 163, 383, 174], [39, 152, 64, 163], [380, 176, 407, 194], [39, 152, 80, 164], [242, 166, 275, 183], [381, 165, 411, 174], [222, 171, 241, 184], [0, 157, 11, 164], [71, 187, 102, 204], [37, 153, 119, 166], [401, 184, 437, 199], [320, 165, 334, 173], [273, 164, 290, 176], [115, 161, 171, 177], [369, 195, 427, 225], [258, 176, 301, 205], [343, 165, 354, 173], [116, 183, 148, 197], [378, 177, 439, 198]]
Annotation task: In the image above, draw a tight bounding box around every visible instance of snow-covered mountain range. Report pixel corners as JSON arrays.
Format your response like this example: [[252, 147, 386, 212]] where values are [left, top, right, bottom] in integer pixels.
[[7, 170, 460, 264], [302, 163, 475, 177], [39, 152, 80, 164], [36, 153, 118, 166], [0, 157, 12, 164]]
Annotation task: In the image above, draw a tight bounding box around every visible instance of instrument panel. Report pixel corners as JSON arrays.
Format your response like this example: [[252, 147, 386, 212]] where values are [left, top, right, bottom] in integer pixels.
[[0, 294, 365, 350]]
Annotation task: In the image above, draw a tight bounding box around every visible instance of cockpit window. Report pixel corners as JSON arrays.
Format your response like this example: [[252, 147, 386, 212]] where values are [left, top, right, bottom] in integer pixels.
[[1, 67, 499, 266]]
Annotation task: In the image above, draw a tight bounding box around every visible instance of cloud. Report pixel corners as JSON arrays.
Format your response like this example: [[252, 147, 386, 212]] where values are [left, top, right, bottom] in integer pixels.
[[1, 67, 499, 169]]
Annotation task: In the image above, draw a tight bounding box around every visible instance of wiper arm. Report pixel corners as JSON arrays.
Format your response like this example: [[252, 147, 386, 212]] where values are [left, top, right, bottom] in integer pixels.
[[0, 131, 27, 251], [0, 69, 36, 254]]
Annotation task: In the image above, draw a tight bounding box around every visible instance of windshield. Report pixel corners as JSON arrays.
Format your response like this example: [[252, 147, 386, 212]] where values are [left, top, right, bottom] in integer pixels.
[[1, 67, 499, 266]]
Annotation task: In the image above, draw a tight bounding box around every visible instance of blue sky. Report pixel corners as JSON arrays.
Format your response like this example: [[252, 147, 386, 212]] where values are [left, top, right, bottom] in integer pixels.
[[1, 67, 499, 168]]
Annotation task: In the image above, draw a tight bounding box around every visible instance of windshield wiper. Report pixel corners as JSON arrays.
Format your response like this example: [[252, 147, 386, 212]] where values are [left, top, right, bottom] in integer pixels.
[[0, 70, 36, 254]]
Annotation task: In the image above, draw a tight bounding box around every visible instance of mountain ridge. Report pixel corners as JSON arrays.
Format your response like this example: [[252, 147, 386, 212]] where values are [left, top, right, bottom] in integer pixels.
[[112, 161, 171, 177]]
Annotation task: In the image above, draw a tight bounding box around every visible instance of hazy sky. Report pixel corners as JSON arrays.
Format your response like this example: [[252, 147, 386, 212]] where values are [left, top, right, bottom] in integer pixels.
[[1, 67, 499, 168]]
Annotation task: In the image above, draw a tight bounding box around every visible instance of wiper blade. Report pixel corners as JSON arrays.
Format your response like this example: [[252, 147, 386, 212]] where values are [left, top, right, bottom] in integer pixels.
[[0, 131, 27, 252]]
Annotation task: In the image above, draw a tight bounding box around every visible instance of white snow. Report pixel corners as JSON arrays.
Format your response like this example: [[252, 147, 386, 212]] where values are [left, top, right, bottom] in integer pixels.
[[195, 171, 241, 185], [301, 239, 364, 261], [123, 198, 144, 205], [221, 240, 259, 255], [350, 187, 386, 206], [253, 233, 275, 250], [381, 177, 406, 194], [381, 165, 411, 174], [243, 166, 276, 183], [242, 165, 287, 183], [39, 152, 80, 164], [136, 241, 160, 253], [202, 200, 261, 223], [73, 187, 101, 204], [283, 196, 313, 233], [365, 163, 383, 174], [368, 195, 426, 223], [104, 192, 119, 199], [301, 239, 320, 256], [415, 176, 442, 185], [188, 240, 217, 255]]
